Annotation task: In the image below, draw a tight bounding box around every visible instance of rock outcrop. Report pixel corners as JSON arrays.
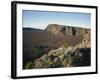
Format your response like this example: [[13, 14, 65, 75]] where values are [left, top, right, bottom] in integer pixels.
[[46, 24, 90, 36]]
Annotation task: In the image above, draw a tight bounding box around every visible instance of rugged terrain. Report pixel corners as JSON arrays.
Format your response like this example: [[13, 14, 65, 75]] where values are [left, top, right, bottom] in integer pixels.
[[23, 24, 91, 69]]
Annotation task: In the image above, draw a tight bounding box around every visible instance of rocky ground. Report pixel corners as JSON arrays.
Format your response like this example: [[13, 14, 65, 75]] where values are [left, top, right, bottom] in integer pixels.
[[24, 26, 91, 69]]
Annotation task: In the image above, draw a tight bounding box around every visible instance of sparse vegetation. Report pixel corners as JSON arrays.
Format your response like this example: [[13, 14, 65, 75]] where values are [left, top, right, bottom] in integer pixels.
[[25, 61, 33, 69], [61, 43, 69, 49], [24, 46, 91, 69]]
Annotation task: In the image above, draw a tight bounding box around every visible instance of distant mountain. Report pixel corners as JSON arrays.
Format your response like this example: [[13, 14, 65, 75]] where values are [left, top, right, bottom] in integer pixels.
[[23, 27, 34, 31], [23, 27, 44, 32], [45, 24, 90, 36]]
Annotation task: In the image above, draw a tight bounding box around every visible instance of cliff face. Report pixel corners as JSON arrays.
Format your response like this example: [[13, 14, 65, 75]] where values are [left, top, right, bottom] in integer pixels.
[[46, 24, 90, 36]]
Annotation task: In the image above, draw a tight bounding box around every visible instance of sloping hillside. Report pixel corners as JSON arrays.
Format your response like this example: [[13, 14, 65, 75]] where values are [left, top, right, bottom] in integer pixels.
[[23, 24, 91, 69], [26, 31, 91, 68]]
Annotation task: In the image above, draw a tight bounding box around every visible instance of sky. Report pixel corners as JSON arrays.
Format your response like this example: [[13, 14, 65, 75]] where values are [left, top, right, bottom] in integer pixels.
[[22, 10, 91, 29]]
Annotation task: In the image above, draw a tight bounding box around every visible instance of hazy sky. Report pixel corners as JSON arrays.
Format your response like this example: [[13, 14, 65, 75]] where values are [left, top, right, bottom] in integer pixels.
[[23, 10, 91, 29]]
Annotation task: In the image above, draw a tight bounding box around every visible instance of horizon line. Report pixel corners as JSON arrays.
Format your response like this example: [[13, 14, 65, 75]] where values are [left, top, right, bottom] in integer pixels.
[[23, 24, 91, 30]]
